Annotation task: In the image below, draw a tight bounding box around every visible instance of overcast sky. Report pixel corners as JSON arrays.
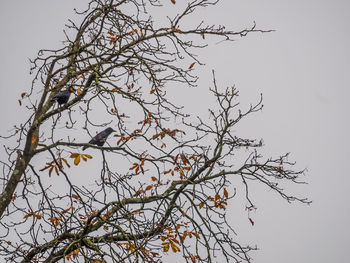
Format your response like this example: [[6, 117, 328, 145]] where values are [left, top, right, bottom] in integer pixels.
[[1, 1, 349, 262]]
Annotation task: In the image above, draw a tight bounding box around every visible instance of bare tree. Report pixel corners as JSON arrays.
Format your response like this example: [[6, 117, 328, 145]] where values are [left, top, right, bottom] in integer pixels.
[[0, 0, 309, 262]]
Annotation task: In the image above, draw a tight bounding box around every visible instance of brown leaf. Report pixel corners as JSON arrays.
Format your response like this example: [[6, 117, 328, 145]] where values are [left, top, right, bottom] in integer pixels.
[[18, 99, 22, 106], [224, 188, 228, 198], [151, 176, 158, 182], [23, 212, 33, 219], [188, 62, 196, 69], [249, 217, 255, 226], [145, 185, 153, 191], [180, 154, 189, 165], [72, 194, 81, 200], [21, 92, 27, 98], [171, 0, 176, 4], [34, 214, 42, 220]]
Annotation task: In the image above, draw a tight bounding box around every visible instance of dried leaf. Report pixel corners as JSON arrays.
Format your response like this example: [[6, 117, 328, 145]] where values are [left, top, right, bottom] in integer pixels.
[[249, 217, 254, 226], [192, 232, 200, 239], [170, 241, 180, 252], [72, 194, 81, 200], [188, 62, 196, 69], [34, 214, 42, 220], [163, 242, 170, 252], [151, 176, 158, 182], [171, 0, 176, 4], [83, 154, 92, 159], [145, 185, 153, 191], [77, 87, 82, 95], [224, 188, 228, 198], [74, 155, 81, 165], [31, 135, 37, 144], [70, 153, 79, 158]]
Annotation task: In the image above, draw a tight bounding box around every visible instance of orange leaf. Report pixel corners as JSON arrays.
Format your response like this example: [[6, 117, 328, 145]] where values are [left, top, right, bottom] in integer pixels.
[[31, 135, 37, 144], [164, 169, 172, 175], [199, 202, 204, 209], [145, 185, 153, 191], [23, 212, 33, 219], [170, 241, 180, 252], [77, 88, 82, 95], [192, 232, 200, 239], [188, 62, 196, 69], [151, 176, 158, 182]]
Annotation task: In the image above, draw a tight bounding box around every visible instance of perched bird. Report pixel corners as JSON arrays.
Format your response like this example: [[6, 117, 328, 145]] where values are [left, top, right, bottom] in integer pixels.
[[82, 127, 115, 150], [51, 87, 75, 105]]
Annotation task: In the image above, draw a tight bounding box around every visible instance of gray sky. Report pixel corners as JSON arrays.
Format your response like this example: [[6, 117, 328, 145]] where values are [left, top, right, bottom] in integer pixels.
[[1, 1, 349, 262]]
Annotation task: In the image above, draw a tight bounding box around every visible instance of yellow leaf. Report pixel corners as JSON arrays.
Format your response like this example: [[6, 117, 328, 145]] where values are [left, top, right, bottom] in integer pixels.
[[74, 155, 81, 165], [179, 168, 184, 179], [163, 242, 170, 252], [70, 153, 79, 158], [83, 154, 92, 159]]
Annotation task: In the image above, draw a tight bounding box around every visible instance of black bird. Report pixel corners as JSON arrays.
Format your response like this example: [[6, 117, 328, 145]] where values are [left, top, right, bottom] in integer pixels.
[[82, 127, 115, 150], [51, 87, 75, 105]]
